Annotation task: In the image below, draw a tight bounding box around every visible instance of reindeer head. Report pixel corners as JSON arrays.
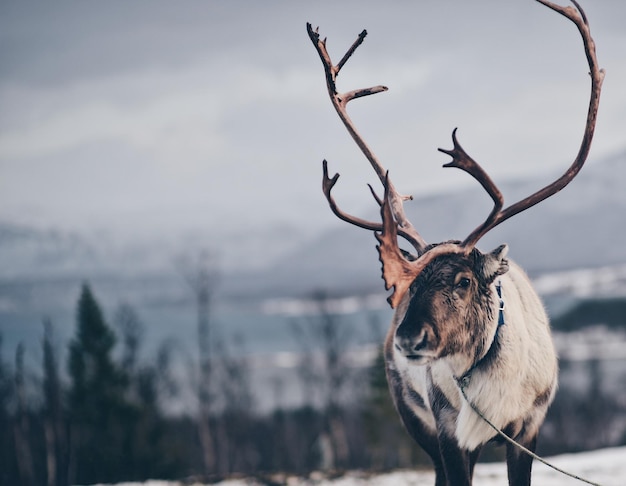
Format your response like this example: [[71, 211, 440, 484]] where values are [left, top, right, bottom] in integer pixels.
[[393, 244, 508, 364], [307, 0, 603, 320]]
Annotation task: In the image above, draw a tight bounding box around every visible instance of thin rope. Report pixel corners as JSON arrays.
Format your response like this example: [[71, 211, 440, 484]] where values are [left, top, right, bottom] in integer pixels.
[[458, 381, 602, 486]]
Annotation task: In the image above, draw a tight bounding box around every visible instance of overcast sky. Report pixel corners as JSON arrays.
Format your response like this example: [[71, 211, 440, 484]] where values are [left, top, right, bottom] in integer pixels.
[[1, 0, 625, 271]]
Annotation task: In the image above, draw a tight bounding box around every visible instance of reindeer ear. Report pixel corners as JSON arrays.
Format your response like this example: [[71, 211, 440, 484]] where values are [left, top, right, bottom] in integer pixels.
[[481, 244, 509, 282]]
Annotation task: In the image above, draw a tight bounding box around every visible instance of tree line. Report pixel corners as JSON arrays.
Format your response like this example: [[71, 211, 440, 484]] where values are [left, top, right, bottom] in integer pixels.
[[1, 278, 625, 485], [0, 279, 427, 486]]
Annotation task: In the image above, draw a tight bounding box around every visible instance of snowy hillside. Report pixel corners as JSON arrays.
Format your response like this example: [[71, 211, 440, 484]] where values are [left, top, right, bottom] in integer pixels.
[[100, 446, 624, 486]]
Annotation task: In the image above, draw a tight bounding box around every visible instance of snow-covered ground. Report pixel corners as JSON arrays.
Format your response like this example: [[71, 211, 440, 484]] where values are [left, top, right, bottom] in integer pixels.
[[99, 446, 624, 486]]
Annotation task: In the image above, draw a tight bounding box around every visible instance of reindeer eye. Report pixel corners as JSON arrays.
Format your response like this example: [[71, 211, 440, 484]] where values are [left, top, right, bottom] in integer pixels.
[[456, 277, 471, 289]]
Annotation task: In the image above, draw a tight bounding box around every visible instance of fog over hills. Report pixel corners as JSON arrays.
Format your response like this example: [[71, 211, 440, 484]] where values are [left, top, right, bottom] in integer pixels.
[[0, 149, 625, 323], [246, 148, 626, 297], [3, 150, 626, 291]]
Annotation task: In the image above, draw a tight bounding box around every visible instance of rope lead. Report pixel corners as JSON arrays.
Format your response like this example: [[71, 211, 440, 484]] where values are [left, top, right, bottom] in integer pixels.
[[458, 381, 602, 486]]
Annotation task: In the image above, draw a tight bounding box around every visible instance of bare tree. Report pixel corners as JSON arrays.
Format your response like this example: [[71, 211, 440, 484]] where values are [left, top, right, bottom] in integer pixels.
[[13, 343, 35, 486], [114, 303, 143, 377], [0, 333, 14, 482], [177, 249, 220, 476], [213, 332, 256, 473], [41, 319, 68, 486], [291, 290, 353, 470]]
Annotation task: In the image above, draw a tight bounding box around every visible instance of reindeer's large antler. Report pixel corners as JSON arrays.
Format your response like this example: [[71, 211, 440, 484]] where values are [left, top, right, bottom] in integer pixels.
[[375, 175, 466, 308], [307, 23, 427, 254], [439, 0, 605, 251], [309, 0, 604, 309]]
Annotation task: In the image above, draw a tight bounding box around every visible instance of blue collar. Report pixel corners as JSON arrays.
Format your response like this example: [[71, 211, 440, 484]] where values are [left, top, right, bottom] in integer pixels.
[[496, 280, 505, 326]]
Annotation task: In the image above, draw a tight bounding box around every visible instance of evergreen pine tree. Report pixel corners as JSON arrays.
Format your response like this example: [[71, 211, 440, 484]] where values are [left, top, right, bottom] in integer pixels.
[[67, 284, 128, 484]]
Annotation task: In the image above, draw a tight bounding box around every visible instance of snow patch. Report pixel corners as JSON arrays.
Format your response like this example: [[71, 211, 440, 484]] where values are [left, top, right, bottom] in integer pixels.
[[98, 446, 626, 486]]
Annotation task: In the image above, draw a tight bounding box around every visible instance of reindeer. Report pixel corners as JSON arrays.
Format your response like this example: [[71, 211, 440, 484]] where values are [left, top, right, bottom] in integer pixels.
[[307, 1, 604, 485]]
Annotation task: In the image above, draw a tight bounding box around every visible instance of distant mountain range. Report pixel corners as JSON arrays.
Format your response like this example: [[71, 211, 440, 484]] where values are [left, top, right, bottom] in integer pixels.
[[226, 149, 626, 298], [1, 150, 625, 314], [1, 149, 625, 360]]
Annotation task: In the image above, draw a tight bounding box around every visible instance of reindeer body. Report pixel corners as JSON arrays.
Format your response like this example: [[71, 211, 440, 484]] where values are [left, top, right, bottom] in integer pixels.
[[307, 1, 602, 484], [384, 248, 558, 485]]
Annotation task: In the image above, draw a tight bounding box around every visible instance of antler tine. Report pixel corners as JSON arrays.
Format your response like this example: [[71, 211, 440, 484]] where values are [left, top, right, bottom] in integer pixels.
[[322, 161, 426, 251], [307, 22, 428, 254], [438, 128, 504, 252], [377, 174, 463, 308], [438, 0, 604, 250], [439, 129, 504, 213], [322, 159, 381, 232]]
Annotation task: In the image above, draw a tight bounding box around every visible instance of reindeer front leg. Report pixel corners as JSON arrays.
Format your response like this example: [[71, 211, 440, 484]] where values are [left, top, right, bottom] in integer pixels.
[[429, 384, 480, 486], [434, 421, 474, 486], [505, 432, 537, 486]]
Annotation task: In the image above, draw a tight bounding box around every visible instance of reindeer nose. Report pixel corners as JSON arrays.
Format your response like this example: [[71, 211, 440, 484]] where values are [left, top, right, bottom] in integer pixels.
[[395, 328, 428, 356]]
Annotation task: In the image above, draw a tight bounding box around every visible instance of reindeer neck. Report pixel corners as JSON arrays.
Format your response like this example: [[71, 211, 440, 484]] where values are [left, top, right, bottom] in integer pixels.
[[456, 280, 506, 388]]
